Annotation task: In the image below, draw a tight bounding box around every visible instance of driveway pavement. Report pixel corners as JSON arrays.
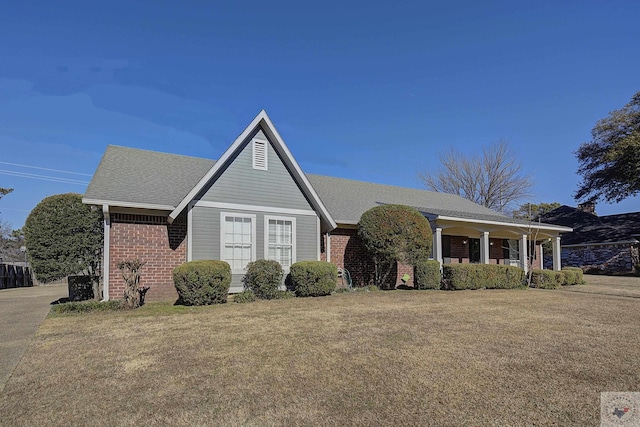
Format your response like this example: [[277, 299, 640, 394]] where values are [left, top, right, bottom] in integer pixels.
[[0, 284, 67, 393]]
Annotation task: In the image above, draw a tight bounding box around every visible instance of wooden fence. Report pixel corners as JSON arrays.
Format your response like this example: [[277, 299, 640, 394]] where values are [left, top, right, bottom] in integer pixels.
[[0, 262, 34, 289]]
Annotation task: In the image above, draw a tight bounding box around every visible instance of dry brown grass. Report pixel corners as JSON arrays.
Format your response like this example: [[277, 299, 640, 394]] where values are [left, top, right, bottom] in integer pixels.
[[560, 274, 640, 298], [2, 285, 639, 426]]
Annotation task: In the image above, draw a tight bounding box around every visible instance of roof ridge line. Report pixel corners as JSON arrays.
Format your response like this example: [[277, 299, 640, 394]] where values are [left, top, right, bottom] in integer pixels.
[[107, 144, 216, 162]]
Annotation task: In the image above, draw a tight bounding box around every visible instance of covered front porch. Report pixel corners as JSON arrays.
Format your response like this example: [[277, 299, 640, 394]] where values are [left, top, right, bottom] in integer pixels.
[[429, 215, 572, 273]]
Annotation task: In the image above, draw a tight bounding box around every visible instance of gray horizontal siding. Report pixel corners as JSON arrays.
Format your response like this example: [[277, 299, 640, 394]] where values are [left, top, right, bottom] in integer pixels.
[[295, 215, 319, 262], [191, 206, 221, 260], [190, 205, 319, 291], [198, 129, 313, 211]]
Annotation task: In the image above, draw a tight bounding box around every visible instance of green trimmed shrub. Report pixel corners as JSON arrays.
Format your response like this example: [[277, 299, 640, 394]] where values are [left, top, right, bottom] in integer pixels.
[[561, 268, 577, 285], [442, 264, 525, 290], [276, 290, 296, 299], [290, 261, 337, 297], [50, 300, 123, 315], [562, 267, 585, 285], [242, 259, 284, 300], [173, 260, 231, 305], [530, 269, 563, 289], [233, 290, 257, 304], [414, 260, 442, 289], [504, 266, 526, 287], [358, 204, 432, 288]]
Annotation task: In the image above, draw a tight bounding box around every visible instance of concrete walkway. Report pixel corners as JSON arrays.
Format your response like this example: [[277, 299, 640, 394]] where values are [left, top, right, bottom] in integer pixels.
[[0, 284, 67, 393]]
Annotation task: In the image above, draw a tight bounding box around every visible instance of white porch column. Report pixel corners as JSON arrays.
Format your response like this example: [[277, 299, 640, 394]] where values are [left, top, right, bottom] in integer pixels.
[[519, 234, 528, 274], [480, 231, 490, 264], [102, 204, 110, 302], [326, 232, 331, 263], [433, 227, 443, 265], [552, 236, 561, 271]]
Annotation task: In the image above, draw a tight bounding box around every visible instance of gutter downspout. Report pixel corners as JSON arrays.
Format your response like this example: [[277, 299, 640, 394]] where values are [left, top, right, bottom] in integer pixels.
[[102, 204, 110, 301]]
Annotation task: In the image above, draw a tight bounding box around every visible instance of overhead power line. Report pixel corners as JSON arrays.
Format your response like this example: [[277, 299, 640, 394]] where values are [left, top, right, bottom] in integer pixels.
[[0, 161, 93, 176], [0, 170, 89, 185]]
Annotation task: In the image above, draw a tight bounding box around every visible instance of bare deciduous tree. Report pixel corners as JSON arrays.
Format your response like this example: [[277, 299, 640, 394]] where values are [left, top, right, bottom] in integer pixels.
[[418, 140, 532, 213]]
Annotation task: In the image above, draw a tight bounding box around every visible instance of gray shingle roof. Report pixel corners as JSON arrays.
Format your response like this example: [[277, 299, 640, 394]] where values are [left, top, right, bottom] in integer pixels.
[[306, 174, 533, 225], [540, 206, 640, 244], [84, 145, 215, 208], [84, 146, 565, 230]]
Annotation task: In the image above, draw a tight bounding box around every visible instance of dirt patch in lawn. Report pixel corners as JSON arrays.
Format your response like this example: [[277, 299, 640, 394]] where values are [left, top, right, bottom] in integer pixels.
[[1, 289, 639, 426]]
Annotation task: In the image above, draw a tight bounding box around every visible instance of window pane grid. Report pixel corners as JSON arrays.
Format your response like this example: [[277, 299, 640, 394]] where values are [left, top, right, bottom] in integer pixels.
[[224, 216, 253, 271], [267, 219, 293, 269]]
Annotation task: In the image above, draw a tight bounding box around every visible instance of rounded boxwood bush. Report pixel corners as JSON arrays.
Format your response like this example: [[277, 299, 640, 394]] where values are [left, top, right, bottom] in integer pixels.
[[290, 261, 337, 297], [242, 259, 284, 300], [173, 260, 231, 305], [561, 268, 577, 285], [529, 269, 562, 289], [358, 204, 433, 288], [562, 267, 585, 285], [414, 260, 442, 289]]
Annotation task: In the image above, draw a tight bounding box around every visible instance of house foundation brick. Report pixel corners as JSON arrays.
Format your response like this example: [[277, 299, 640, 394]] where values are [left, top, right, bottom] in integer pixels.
[[109, 213, 186, 301], [327, 228, 375, 287], [326, 228, 414, 288]]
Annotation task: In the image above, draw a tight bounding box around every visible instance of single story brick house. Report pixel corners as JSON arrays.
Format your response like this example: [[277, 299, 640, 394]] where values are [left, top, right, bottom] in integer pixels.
[[84, 111, 572, 301], [540, 203, 640, 273]]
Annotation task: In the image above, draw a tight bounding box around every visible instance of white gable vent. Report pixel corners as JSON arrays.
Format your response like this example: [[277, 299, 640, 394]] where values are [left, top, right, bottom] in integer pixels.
[[252, 139, 268, 170]]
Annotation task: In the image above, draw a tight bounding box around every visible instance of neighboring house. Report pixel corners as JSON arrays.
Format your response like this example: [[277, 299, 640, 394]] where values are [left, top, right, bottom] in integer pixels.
[[83, 111, 572, 301], [540, 203, 640, 273]]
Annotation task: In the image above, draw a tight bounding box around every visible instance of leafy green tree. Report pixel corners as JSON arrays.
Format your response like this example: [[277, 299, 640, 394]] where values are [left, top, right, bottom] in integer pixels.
[[512, 202, 561, 221], [358, 204, 432, 288], [24, 194, 103, 291], [575, 91, 640, 203], [0, 187, 12, 198], [0, 187, 13, 214]]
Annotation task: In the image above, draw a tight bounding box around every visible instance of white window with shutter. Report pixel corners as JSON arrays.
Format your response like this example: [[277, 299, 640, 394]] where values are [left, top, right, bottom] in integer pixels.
[[252, 138, 268, 170]]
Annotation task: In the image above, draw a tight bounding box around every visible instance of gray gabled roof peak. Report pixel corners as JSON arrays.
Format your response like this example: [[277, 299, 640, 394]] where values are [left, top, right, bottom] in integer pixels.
[[167, 110, 337, 230]]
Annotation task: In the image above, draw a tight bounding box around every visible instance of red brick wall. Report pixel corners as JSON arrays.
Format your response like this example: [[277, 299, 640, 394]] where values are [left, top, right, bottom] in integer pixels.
[[449, 236, 469, 262], [395, 262, 414, 287], [446, 236, 518, 264], [109, 213, 186, 301], [325, 228, 413, 288], [489, 238, 504, 259], [532, 243, 542, 270], [327, 228, 374, 287]]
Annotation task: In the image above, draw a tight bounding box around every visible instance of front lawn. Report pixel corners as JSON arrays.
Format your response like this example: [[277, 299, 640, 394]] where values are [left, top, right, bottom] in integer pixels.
[[563, 274, 640, 298], [1, 286, 639, 426]]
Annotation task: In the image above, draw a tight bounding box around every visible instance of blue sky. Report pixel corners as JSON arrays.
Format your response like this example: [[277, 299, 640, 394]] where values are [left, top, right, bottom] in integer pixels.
[[1, 0, 639, 228]]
